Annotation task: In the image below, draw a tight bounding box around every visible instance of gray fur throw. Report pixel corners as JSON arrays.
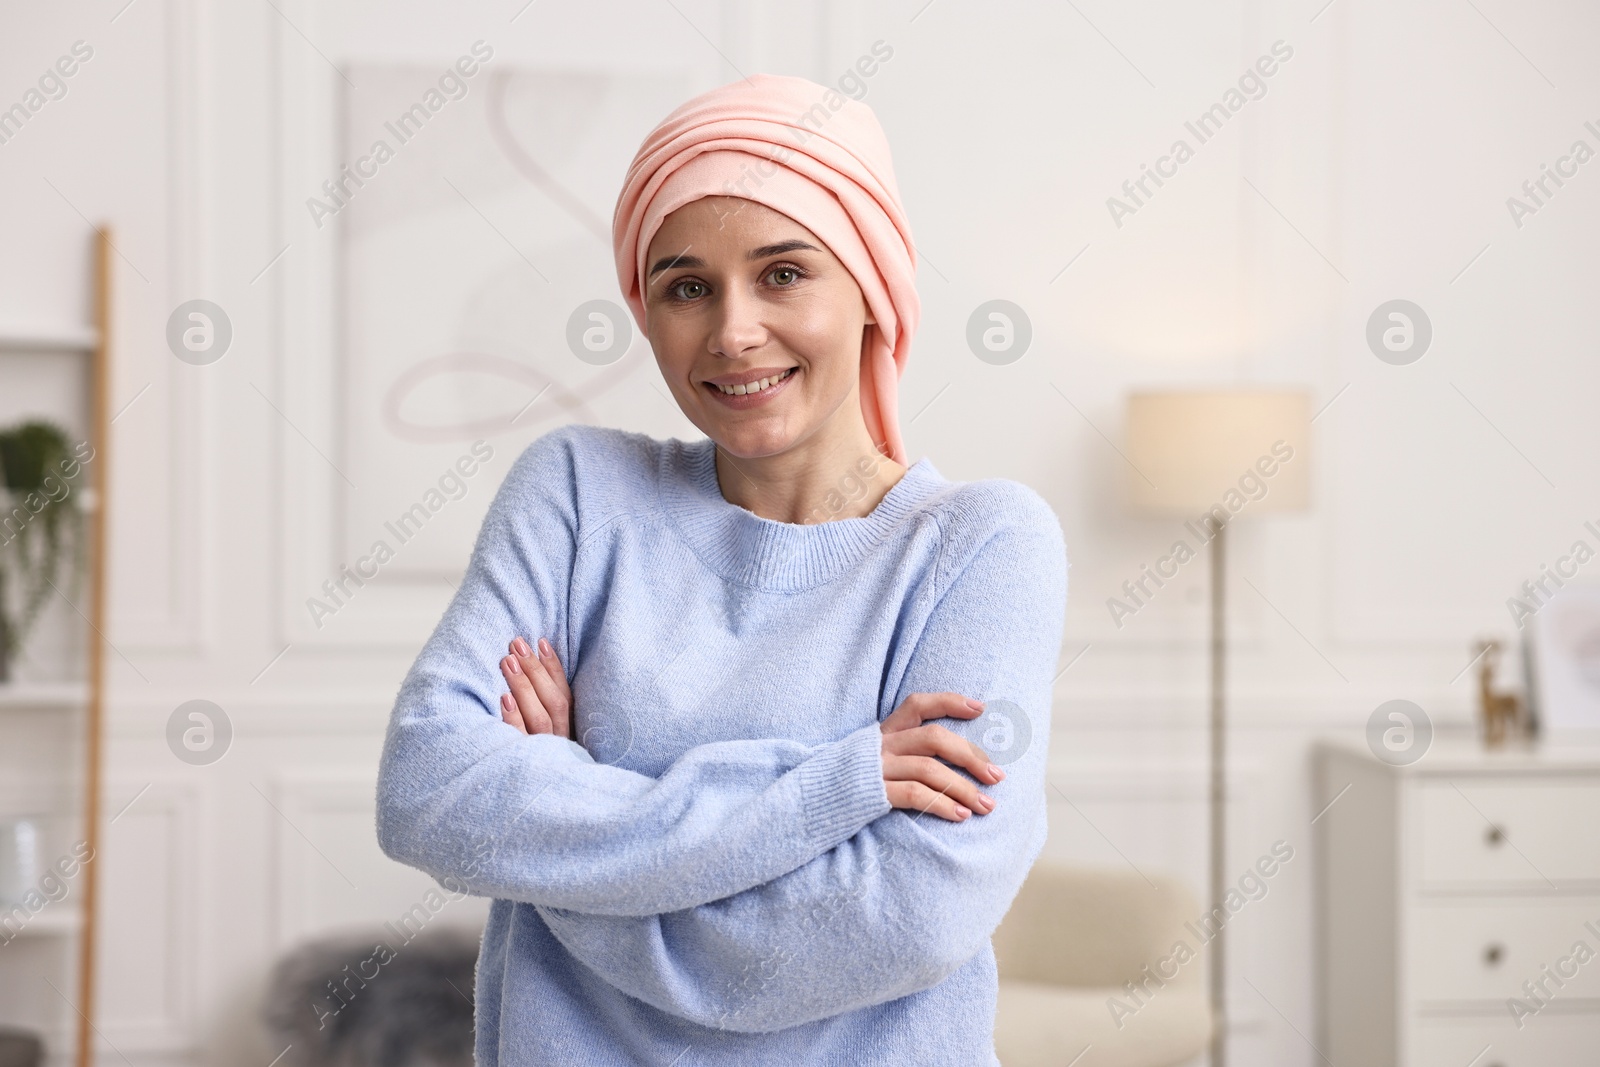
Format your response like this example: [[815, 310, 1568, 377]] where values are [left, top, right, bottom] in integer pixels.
[[262, 924, 480, 1067], [0, 1028, 42, 1067]]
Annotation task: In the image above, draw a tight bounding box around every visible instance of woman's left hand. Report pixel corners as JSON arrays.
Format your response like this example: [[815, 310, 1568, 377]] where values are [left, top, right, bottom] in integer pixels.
[[498, 637, 574, 741]]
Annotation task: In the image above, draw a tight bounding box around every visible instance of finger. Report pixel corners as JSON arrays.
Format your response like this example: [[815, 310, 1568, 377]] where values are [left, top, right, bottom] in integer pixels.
[[500, 655, 543, 732], [885, 780, 973, 823], [884, 723, 1005, 785], [500, 654, 553, 734], [510, 639, 568, 740], [883, 753, 997, 816], [881, 691, 985, 734], [536, 638, 575, 740], [512, 637, 571, 740], [500, 693, 528, 734], [526, 637, 571, 702]]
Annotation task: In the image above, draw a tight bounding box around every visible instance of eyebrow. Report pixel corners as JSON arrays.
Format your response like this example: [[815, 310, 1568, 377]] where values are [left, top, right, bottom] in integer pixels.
[[647, 239, 823, 278]]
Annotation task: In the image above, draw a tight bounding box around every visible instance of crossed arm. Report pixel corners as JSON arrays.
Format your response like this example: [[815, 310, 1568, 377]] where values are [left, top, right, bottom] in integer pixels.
[[375, 435, 1019, 920], [495, 509, 1068, 1032]]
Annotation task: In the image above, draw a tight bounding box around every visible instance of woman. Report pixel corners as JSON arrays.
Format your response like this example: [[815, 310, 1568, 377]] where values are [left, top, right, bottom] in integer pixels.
[[376, 73, 1068, 1066]]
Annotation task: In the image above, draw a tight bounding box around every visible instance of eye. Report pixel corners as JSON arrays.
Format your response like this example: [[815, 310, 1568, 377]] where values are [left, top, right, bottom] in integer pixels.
[[666, 278, 708, 301], [767, 264, 806, 286]]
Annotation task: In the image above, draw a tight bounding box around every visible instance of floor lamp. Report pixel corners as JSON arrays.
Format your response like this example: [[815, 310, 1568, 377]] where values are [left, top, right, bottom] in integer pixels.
[[1125, 391, 1311, 1067]]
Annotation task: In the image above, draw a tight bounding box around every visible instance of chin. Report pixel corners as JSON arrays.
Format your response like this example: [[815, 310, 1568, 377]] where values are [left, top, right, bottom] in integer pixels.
[[704, 421, 801, 460]]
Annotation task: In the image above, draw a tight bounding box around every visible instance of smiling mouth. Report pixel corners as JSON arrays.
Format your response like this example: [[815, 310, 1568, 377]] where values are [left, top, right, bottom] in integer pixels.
[[705, 367, 798, 396]]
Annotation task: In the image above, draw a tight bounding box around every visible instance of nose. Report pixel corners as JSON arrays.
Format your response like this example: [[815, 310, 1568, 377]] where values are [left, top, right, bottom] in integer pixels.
[[707, 284, 767, 360]]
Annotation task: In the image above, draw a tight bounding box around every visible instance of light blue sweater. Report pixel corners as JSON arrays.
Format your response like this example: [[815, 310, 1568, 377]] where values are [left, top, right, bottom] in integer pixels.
[[375, 424, 1068, 1066]]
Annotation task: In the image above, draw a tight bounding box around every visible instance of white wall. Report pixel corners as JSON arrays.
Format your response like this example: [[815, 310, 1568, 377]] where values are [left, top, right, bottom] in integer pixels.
[[2, 0, 1596, 1063]]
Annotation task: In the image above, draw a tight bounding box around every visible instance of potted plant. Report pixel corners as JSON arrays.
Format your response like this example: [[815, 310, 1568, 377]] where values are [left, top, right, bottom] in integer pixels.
[[0, 420, 91, 684]]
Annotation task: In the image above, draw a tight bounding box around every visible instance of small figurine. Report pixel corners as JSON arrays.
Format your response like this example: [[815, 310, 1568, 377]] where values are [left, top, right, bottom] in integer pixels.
[[1475, 638, 1528, 748]]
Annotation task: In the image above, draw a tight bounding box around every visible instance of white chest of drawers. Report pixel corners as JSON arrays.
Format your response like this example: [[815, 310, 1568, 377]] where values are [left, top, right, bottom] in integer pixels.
[[1315, 740, 1600, 1067]]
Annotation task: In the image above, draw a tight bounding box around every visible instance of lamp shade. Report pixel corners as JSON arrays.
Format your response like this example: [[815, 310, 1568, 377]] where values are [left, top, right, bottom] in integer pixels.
[[1125, 391, 1311, 517]]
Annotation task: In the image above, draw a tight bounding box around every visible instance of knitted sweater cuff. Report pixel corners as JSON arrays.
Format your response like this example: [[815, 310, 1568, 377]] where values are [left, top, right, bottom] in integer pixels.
[[797, 722, 892, 849]]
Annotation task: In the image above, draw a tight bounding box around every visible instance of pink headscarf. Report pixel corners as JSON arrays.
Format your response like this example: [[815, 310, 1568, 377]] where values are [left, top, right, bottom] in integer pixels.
[[612, 73, 919, 465]]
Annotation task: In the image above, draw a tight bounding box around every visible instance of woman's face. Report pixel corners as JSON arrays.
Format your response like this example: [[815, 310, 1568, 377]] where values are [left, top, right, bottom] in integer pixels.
[[644, 197, 875, 460]]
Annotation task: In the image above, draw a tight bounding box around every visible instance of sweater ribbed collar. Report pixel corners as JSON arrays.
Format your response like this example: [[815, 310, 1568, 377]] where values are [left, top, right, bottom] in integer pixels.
[[657, 436, 945, 590]]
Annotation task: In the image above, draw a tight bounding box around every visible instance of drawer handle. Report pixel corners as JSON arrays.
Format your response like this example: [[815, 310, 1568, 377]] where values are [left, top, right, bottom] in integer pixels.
[[1485, 825, 1506, 847], [1484, 942, 1505, 967]]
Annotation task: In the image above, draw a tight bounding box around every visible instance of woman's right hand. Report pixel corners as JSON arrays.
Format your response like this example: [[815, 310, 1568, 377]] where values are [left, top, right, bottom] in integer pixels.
[[880, 692, 1005, 822], [499, 636, 574, 741]]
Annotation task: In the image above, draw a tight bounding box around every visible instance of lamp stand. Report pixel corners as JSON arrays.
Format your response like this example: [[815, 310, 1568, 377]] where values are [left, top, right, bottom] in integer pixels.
[[1208, 519, 1227, 1067]]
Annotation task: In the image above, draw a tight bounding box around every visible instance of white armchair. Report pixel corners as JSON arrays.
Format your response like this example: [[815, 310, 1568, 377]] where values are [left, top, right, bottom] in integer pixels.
[[992, 862, 1212, 1067]]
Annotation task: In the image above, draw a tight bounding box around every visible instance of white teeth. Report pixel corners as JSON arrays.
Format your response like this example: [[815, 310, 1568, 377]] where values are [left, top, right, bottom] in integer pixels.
[[715, 368, 793, 395]]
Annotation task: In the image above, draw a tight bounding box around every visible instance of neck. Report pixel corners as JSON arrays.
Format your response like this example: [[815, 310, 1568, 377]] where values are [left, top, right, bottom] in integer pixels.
[[713, 419, 906, 525]]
